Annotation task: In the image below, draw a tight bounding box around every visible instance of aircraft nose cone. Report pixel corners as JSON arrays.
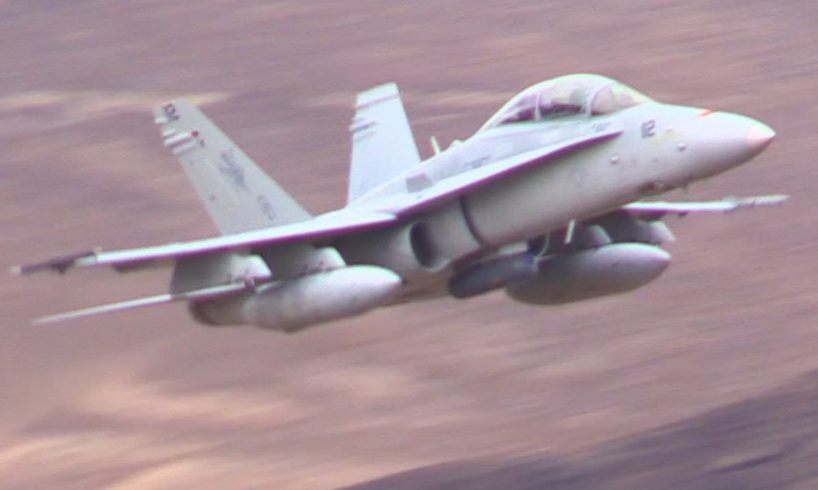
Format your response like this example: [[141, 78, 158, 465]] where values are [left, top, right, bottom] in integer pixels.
[[746, 122, 775, 154], [686, 112, 775, 176]]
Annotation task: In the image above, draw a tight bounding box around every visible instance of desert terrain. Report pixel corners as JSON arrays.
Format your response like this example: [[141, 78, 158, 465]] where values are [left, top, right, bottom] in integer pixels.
[[2, 1, 818, 488]]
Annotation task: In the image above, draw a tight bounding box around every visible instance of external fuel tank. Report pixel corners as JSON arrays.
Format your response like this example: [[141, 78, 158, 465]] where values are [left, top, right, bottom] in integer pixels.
[[191, 266, 402, 332], [506, 243, 670, 305]]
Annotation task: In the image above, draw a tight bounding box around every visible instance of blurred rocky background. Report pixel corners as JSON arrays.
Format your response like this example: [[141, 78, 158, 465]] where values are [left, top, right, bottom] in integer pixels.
[[1, 1, 817, 488]]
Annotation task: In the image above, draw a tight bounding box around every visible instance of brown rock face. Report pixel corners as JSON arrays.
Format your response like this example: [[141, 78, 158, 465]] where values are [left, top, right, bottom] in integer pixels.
[[2, 1, 816, 488]]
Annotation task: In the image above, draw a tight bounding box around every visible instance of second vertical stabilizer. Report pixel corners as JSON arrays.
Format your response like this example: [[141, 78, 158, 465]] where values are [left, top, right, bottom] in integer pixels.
[[347, 83, 421, 204], [155, 99, 312, 235]]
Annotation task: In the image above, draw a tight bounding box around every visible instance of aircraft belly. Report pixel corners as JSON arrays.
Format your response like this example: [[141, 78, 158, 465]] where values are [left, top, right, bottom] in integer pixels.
[[335, 200, 482, 281], [462, 139, 642, 247]]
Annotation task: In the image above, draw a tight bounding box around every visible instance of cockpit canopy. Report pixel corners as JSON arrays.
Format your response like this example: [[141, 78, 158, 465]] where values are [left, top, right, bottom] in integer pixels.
[[480, 74, 651, 131]]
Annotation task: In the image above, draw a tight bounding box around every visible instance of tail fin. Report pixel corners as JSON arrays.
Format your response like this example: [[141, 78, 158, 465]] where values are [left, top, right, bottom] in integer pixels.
[[347, 83, 421, 204], [155, 99, 311, 235]]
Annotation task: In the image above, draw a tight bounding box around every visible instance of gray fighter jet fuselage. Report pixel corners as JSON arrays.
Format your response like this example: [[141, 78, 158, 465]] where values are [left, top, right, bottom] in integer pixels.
[[332, 75, 776, 299], [17, 74, 783, 332]]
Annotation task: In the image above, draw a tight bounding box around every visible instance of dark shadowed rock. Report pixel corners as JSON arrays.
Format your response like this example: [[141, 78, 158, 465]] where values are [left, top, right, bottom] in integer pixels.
[[345, 370, 818, 489]]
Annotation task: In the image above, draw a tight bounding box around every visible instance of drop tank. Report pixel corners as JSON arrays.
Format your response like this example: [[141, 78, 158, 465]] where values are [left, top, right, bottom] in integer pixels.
[[191, 266, 402, 332]]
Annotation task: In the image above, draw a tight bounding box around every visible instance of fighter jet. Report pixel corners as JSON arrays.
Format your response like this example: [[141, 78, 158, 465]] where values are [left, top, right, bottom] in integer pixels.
[[15, 74, 786, 331]]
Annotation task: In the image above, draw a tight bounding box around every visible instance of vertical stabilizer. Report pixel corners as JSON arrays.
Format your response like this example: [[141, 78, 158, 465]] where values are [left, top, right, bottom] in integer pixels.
[[155, 99, 312, 235], [347, 83, 421, 204]]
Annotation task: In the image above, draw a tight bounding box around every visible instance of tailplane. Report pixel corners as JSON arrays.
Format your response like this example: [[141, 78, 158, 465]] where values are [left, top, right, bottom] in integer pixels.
[[155, 99, 312, 235], [347, 83, 421, 203]]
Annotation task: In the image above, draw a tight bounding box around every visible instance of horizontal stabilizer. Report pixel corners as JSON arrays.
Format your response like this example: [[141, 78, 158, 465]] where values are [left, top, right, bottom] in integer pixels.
[[34, 282, 249, 325]]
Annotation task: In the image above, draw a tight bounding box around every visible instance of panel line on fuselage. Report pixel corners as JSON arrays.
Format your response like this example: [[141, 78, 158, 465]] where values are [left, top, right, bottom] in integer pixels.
[[457, 194, 490, 248]]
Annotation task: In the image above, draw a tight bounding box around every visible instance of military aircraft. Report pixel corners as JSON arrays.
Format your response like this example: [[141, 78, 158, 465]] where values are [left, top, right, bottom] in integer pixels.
[[15, 74, 786, 331]]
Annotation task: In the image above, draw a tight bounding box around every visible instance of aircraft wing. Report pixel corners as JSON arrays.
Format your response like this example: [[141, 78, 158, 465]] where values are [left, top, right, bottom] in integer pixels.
[[360, 125, 623, 216], [14, 210, 396, 276], [16, 121, 621, 277], [622, 194, 789, 217]]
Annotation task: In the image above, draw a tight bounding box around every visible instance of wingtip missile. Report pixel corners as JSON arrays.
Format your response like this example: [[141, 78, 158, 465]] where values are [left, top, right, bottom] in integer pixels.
[[737, 194, 789, 208], [12, 250, 98, 276]]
